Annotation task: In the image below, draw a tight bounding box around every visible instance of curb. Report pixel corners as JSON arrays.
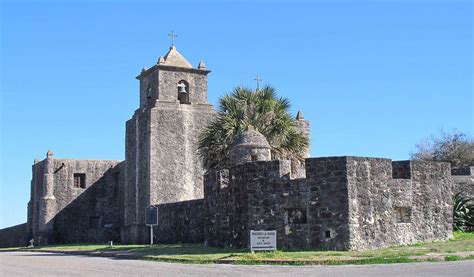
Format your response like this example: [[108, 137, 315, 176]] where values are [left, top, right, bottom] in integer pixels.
[[10, 249, 474, 266]]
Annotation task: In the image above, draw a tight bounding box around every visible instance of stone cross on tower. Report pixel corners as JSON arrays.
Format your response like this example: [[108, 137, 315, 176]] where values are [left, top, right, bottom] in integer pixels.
[[168, 31, 177, 46], [254, 75, 262, 91]]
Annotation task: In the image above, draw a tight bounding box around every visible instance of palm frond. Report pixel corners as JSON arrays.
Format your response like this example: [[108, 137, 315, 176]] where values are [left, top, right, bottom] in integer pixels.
[[199, 85, 309, 170]]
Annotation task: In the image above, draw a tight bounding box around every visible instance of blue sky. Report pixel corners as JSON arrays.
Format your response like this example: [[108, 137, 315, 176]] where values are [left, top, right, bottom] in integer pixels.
[[1, 0, 472, 228]]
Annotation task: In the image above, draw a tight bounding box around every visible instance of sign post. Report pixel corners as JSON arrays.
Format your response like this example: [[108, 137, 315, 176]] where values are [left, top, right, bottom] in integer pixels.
[[250, 230, 277, 252], [145, 205, 158, 245]]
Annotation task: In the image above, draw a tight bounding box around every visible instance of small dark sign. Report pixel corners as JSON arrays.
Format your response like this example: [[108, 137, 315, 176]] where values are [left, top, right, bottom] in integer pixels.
[[145, 205, 158, 226]]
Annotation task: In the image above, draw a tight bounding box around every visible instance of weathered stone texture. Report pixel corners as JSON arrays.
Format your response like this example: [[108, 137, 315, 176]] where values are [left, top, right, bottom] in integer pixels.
[[0, 223, 28, 248], [138, 66, 209, 109], [149, 102, 215, 204], [124, 110, 152, 229], [153, 199, 205, 243], [52, 162, 124, 244], [229, 128, 272, 166], [452, 166, 474, 198], [205, 158, 351, 250], [305, 157, 351, 250], [28, 157, 122, 244], [292, 115, 311, 179], [205, 156, 454, 251], [347, 158, 452, 250], [123, 51, 216, 243], [5, 46, 463, 251], [157, 68, 209, 104]]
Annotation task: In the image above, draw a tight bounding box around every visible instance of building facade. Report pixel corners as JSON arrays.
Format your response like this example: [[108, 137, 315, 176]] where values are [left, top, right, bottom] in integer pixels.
[[0, 45, 472, 249]]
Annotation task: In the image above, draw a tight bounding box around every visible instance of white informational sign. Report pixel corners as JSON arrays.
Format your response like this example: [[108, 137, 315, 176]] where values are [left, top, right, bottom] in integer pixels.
[[250, 230, 277, 251]]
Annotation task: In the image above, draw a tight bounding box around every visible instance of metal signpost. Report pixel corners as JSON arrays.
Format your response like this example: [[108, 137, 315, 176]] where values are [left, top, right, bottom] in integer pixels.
[[250, 230, 277, 252], [145, 205, 159, 245]]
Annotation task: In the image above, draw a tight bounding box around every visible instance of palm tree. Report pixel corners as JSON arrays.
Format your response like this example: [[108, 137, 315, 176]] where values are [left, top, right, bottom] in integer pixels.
[[198, 85, 309, 170]]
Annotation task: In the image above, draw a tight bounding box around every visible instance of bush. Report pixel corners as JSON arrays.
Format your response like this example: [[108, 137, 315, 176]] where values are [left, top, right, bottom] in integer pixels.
[[453, 192, 474, 232], [411, 130, 474, 170]]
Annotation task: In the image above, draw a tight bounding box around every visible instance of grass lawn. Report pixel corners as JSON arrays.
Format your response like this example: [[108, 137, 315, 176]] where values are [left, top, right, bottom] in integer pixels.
[[4, 232, 474, 265]]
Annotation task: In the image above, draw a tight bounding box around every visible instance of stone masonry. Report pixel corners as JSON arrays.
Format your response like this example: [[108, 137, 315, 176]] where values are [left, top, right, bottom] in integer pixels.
[[122, 45, 216, 243], [0, 44, 471, 249], [205, 154, 454, 250]]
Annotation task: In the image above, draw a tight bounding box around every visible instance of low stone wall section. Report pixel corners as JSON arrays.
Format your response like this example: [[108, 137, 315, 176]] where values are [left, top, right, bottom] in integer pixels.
[[0, 223, 28, 248], [154, 199, 205, 243], [452, 166, 474, 198]]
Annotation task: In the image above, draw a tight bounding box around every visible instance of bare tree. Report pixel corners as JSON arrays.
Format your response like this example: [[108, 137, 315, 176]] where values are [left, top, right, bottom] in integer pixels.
[[411, 129, 474, 169]]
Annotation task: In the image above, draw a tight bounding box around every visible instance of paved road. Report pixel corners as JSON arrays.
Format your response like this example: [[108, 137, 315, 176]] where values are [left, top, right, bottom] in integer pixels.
[[0, 251, 473, 277]]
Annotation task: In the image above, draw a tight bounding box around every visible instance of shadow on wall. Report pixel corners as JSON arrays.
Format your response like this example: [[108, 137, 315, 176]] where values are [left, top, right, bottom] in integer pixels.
[[46, 168, 122, 245], [0, 223, 28, 248]]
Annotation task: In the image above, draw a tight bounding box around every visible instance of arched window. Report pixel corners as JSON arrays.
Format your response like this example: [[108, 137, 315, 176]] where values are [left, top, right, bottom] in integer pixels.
[[177, 80, 190, 104]]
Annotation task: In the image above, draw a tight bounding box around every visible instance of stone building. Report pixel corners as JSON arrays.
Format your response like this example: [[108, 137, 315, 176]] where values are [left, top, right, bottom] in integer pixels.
[[0, 44, 472, 249], [204, 132, 455, 250]]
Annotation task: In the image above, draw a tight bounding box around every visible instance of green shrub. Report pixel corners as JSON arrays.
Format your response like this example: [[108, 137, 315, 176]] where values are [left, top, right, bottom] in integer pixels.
[[453, 192, 474, 232]]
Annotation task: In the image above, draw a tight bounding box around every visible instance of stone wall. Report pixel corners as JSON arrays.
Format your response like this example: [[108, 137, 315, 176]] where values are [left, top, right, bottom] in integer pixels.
[[121, 199, 205, 244], [157, 67, 209, 105], [347, 158, 452, 250], [28, 156, 122, 244], [205, 156, 454, 251], [205, 158, 351, 250], [452, 166, 474, 198], [148, 102, 216, 206], [138, 66, 209, 109], [51, 161, 124, 244], [154, 199, 205, 243], [0, 223, 28, 248], [124, 110, 151, 229], [124, 62, 217, 244], [204, 169, 232, 247], [304, 157, 352, 250]]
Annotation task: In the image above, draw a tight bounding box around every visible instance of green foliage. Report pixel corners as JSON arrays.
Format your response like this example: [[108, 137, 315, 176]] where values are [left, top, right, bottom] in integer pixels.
[[198, 85, 309, 169], [411, 129, 474, 169], [444, 255, 461, 261], [453, 192, 474, 232]]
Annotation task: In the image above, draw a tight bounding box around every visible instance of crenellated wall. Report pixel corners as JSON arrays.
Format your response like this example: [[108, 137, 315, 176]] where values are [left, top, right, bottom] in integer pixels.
[[204, 156, 454, 251], [205, 158, 351, 249], [347, 158, 452, 250]]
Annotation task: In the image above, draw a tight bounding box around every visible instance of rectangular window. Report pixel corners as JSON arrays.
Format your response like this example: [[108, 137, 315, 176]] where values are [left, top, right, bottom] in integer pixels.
[[73, 173, 86, 189], [89, 216, 101, 229], [394, 207, 412, 223]]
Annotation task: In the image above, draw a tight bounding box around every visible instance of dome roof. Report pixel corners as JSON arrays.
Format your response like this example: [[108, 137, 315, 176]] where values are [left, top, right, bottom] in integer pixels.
[[231, 127, 270, 149]]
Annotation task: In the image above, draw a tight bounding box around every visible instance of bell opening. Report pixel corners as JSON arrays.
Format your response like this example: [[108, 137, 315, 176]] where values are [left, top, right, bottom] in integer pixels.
[[177, 80, 190, 104]]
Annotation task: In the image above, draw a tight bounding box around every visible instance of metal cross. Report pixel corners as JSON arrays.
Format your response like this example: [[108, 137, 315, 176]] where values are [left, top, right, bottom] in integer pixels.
[[168, 31, 177, 46], [254, 75, 262, 91]]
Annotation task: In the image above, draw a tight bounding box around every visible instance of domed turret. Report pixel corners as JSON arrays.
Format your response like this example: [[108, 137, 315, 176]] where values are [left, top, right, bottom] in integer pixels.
[[229, 126, 271, 166]]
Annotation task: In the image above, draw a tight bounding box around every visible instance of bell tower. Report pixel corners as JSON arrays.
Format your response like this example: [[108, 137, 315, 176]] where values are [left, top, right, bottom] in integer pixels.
[[137, 45, 210, 109], [123, 41, 217, 243]]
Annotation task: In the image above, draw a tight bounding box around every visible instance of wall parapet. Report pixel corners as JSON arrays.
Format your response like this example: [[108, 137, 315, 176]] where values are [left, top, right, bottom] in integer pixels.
[[452, 166, 474, 176]]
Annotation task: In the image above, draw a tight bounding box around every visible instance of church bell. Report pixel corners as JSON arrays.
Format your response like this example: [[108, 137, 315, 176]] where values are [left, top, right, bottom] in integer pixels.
[[178, 84, 187, 94]]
